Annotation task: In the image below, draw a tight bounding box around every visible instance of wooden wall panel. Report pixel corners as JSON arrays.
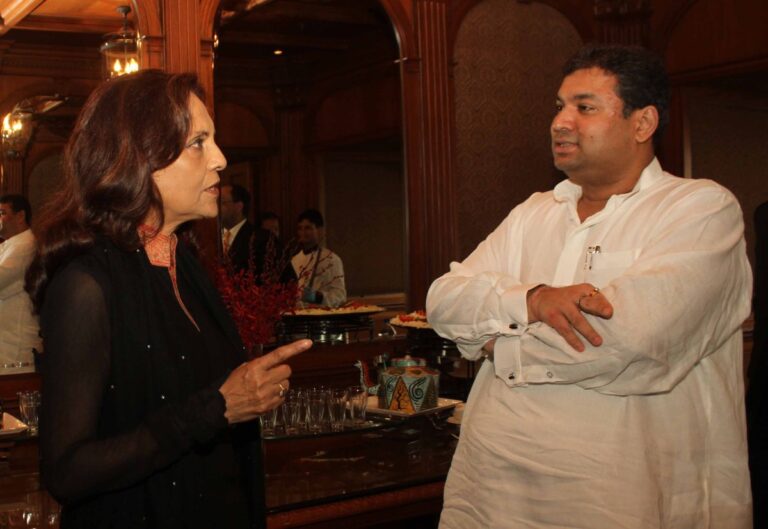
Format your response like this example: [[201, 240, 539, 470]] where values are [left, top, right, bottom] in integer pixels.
[[311, 73, 401, 146], [665, 0, 768, 76], [1, 159, 23, 194]]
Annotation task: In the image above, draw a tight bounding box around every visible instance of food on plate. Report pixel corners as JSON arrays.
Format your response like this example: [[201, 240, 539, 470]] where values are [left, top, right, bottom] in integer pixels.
[[389, 310, 430, 328], [289, 301, 385, 316]]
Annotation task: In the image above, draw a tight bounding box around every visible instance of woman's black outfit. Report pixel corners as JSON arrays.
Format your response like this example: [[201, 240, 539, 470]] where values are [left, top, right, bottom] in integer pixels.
[[39, 238, 263, 528]]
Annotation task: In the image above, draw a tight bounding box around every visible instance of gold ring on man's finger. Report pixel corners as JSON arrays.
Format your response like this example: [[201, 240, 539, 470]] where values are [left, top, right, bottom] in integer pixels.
[[278, 382, 287, 398]]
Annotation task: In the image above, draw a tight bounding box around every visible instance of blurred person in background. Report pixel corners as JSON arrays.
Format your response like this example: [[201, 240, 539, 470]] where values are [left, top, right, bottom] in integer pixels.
[[0, 194, 40, 373]]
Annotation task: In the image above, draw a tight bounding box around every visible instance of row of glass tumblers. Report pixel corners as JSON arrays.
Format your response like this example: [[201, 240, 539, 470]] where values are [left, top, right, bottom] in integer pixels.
[[261, 386, 369, 436]]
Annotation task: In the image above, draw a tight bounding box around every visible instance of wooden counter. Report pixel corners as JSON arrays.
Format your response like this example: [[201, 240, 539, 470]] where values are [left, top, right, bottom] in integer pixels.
[[0, 339, 458, 528], [0, 414, 457, 529]]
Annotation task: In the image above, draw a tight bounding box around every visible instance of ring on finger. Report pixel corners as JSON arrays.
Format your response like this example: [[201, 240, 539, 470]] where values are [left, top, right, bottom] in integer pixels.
[[588, 287, 600, 297], [278, 382, 287, 398]]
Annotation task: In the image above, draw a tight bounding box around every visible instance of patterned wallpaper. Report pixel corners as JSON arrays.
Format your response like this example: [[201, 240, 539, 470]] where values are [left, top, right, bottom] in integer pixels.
[[453, 0, 582, 259]]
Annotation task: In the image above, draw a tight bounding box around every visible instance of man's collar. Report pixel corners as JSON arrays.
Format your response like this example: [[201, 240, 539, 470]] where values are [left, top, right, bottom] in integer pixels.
[[223, 218, 247, 236], [1, 227, 30, 242], [553, 157, 664, 204]]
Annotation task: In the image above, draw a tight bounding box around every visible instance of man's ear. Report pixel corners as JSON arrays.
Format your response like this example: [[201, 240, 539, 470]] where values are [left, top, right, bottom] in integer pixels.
[[634, 105, 659, 144]]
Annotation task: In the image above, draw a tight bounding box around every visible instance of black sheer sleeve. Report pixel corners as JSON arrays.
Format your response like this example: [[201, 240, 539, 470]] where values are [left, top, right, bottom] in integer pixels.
[[39, 261, 229, 504]]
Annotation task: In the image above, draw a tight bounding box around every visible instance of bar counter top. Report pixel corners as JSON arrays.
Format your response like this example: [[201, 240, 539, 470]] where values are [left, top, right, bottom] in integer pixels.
[[0, 413, 459, 528]]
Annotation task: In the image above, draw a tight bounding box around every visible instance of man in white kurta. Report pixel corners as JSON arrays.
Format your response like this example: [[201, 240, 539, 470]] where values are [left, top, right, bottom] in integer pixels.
[[0, 195, 40, 373], [427, 45, 752, 528]]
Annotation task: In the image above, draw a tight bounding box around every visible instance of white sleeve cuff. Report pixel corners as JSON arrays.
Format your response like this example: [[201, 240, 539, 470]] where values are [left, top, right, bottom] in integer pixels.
[[499, 282, 541, 327], [492, 336, 525, 387]]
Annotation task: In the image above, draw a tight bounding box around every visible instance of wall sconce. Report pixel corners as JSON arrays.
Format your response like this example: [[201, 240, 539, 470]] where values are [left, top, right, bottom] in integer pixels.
[[1, 110, 33, 159], [100, 5, 140, 79]]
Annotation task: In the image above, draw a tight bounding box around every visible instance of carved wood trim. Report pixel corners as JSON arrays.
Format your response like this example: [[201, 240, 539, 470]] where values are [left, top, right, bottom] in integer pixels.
[[0, 0, 42, 34], [199, 0, 219, 41], [378, 0, 416, 59], [655, 0, 698, 53], [14, 15, 116, 33], [134, 0, 163, 38], [141, 35, 165, 70], [161, 0, 201, 73], [266, 481, 444, 528], [0, 79, 94, 117]]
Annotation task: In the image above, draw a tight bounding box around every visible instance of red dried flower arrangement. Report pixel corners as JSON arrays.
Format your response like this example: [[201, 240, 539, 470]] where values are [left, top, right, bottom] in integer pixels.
[[216, 235, 299, 354]]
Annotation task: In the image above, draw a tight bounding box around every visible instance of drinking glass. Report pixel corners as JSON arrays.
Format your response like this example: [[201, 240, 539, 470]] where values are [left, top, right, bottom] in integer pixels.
[[18, 390, 40, 435], [294, 388, 309, 431], [281, 391, 302, 435], [260, 405, 279, 437], [347, 385, 368, 425], [306, 391, 327, 434], [327, 388, 348, 432]]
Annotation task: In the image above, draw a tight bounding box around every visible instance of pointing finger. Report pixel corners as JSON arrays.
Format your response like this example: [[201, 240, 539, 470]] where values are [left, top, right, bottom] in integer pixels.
[[251, 339, 312, 370]]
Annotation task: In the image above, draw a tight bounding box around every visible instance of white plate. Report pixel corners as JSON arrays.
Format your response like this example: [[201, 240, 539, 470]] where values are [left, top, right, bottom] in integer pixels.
[[366, 395, 462, 418], [0, 413, 28, 436]]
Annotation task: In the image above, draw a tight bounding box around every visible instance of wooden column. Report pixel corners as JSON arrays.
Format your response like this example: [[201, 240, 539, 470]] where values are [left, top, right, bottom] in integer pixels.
[[161, 0, 212, 96], [402, 0, 457, 308], [1, 158, 23, 194]]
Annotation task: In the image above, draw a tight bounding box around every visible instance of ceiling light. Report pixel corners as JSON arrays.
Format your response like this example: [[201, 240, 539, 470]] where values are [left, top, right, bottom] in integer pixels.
[[100, 6, 141, 80]]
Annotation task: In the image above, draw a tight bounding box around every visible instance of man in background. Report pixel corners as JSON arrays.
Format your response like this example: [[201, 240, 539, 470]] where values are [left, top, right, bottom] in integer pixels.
[[428, 45, 752, 528], [220, 184, 271, 276], [0, 194, 40, 373], [291, 209, 346, 307], [260, 211, 281, 240]]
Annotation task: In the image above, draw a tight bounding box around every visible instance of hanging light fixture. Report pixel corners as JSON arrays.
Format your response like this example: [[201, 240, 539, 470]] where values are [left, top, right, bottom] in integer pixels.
[[99, 5, 140, 80], [1, 110, 33, 159]]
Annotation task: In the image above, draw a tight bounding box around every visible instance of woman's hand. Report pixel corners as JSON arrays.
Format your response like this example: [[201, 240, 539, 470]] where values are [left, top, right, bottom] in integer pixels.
[[219, 339, 312, 424]]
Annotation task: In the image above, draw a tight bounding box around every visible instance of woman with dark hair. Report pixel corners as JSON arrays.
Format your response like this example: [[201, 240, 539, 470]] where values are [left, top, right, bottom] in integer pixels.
[[25, 69, 310, 528]]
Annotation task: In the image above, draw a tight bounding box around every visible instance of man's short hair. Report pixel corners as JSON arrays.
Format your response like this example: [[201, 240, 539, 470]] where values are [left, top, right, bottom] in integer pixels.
[[0, 194, 31, 224], [298, 208, 324, 228], [563, 44, 670, 144], [260, 211, 279, 223], [227, 184, 251, 218]]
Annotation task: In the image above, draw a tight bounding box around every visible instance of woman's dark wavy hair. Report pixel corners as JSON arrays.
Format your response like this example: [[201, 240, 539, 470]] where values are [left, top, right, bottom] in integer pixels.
[[25, 69, 205, 312], [563, 44, 670, 145]]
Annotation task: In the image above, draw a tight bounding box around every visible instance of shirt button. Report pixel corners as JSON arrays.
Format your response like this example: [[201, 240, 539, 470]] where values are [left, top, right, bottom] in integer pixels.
[[181, 355, 186, 360], [160, 394, 166, 400], [508, 373, 516, 380], [546, 371, 553, 378], [509, 323, 518, 330]]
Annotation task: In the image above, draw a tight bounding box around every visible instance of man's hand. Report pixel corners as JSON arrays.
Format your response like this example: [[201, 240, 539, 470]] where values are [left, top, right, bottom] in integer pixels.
[[527, 284, 613, 352]]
